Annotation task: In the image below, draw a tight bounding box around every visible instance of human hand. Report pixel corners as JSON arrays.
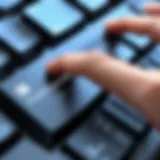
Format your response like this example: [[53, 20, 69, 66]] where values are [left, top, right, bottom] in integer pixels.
[[46, 4, 160, 129]]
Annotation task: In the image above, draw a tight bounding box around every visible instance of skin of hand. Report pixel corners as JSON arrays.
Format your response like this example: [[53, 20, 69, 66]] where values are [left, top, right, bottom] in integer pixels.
[[47, 4, 160, 130]]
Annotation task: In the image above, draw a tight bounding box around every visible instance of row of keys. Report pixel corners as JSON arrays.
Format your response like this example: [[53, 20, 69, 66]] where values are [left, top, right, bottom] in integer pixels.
[[0, 109, 140, 160], [103, 95, 147, 134], [64, 110, 134, 160], [0, 38, 104, 147], [0, 0, 123, 80], [1, 137, 74, 160], [0, 2, 156, 148]]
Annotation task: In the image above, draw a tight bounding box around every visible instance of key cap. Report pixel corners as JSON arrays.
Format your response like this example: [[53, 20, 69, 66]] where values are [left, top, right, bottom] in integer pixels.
[[0, 48, 13, 78], [139, 58, 157, 69], [114, 42, 136, 61], [149, 45, 160, 66], [124, 33, 151, 50], [77, 0, 109, 11], [0, 0, 22, 15], [70, 0, 110, 15], [1, 136, 73, 160], [0, 45, 102, 147], [0, 113, 16, 145], [23, 0, 84, 40], [0, 112, 20, 154], [64, 111, 133, 160], [103, 95, 147, 133], [0, 15, 41, 61]]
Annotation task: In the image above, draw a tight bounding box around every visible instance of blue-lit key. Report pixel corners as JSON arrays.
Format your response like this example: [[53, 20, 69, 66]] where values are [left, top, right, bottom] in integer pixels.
[[1, 137, 73, 160], [77, 0, 109, 12], [124, 33, 151, 50], [0, 0, 22, 13], [0, 50, 10, 70], [149, 45, 160, 66], [24, 0, 84, 39], [0, 113, 16, 146], [0, 16, 41, 58], [114, 42, 135, 61], [0, 49, 13, 78]]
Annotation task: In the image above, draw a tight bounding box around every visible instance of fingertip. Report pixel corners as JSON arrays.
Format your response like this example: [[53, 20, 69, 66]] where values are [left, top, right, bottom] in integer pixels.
[[144, 3, 160, 13], [46, 61, 57, 73], [106, 21, 117, 31]]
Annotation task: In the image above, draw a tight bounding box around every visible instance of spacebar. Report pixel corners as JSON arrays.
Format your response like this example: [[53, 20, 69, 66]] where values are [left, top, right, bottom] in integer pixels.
[[0, 45, 103, 148]]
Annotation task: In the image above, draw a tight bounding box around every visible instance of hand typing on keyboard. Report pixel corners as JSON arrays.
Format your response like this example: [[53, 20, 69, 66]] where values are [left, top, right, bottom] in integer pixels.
[[47, 3, 160, 130]]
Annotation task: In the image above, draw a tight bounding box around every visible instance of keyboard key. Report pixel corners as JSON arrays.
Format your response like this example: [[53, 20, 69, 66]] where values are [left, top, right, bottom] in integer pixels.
[[124, 33, 151, 50], [1, 137, 73, 160], [0, 48, 16, 80], [0, 45, 102, 147], [0, 0, 22, 14], [65, 111, 133, 160], [0, 113, 16, 145], [24, 0, 84, 40], [0, 16, 41, 61], [0, 52, 9, 69], [139, 58, 156, 69], [74, 0, 109, 13], [149, 45, 160, 66], [0, 49, 12, 75], [0, 112, 21, 154], [114, 42, 136, 61], [103, 95, 147, 133]]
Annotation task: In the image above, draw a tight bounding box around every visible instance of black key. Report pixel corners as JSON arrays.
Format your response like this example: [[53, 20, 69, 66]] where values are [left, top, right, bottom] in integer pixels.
[[0, 112, 20, 154], [0, 15, 41, 61], [23, 0, 84, 40], [0, 44, 102, 147], [103, 95, 147, 134], [1, 137, 73, 160], [65, 111, 133, 160]]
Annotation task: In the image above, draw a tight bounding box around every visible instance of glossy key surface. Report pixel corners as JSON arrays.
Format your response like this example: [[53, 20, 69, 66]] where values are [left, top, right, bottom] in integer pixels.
[[0, 25, 105, 146], [0, 15, 41, 60], [1, 137, 73, 160], [24, 0, 84, 39], [65, 111, 133, 160]]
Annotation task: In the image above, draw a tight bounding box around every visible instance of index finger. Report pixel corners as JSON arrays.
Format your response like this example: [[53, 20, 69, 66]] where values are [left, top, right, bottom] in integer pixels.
[[107, 16, 154, 34]]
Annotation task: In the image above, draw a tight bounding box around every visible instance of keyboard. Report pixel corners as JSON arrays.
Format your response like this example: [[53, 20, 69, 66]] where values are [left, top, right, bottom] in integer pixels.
[[0, 0, 160, 160]]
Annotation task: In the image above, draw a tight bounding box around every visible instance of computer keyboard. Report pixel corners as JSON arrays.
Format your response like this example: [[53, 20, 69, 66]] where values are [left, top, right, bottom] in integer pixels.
[[0, 0, 160, 160]]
